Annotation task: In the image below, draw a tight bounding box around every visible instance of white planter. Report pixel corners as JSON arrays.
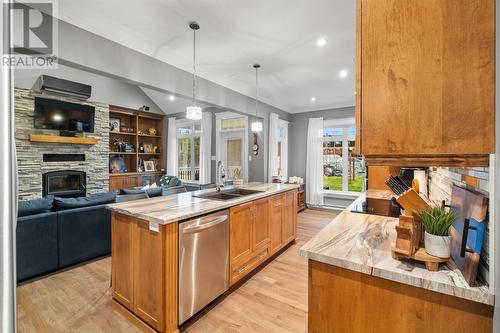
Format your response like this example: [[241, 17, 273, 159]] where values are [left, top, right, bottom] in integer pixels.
[[424, 232, 451, 258]]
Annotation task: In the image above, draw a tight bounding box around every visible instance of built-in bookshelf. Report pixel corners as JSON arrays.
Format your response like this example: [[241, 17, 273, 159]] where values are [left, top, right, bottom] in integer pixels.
[[108, 105, 165, 191]]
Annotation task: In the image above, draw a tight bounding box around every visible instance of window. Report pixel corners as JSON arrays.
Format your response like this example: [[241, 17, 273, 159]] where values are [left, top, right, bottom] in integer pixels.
[[323, 120, 365, 193], [274, 120, 288, 179], [177, 121, 200, 182]]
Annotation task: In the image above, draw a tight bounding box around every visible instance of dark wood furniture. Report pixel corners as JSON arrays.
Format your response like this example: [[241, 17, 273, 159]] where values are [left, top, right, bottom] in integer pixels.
[[297, 184, 306, 212], [108, 106, 165, 191], [356, 0, 494, 167]]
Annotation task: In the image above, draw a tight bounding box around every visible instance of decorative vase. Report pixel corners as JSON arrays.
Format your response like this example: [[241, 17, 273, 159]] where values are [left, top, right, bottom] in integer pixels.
[[424, 231, 451, 258]]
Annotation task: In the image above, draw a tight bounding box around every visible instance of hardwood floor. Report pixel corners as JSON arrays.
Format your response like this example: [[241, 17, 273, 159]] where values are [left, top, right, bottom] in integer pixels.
[[17, 209, 337, 333]]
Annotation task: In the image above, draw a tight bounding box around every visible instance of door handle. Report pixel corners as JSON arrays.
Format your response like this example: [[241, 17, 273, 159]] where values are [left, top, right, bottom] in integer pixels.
[[183, 215, 228, 234]]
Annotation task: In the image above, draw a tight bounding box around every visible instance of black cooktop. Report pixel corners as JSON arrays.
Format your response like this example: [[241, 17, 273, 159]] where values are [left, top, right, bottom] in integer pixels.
[[351, 197, 401, 218]]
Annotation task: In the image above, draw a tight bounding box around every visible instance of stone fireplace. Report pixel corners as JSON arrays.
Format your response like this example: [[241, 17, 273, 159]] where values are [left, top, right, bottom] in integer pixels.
[[42, 170, 87, 198], [15, 88, 109, 200]]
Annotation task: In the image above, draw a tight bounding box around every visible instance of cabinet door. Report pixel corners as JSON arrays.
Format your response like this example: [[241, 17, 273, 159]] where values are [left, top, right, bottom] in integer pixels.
[[269, 194, 284, 254], [229, 202, 254, 266], [282, 191, 297, 244], [133, 220, 165, 331], [109, 176, 125, 192], [252, 197, 270, 253], [125, 176, 139, 189], [111, 213, 135, 311], [359, 0, 494, 156]]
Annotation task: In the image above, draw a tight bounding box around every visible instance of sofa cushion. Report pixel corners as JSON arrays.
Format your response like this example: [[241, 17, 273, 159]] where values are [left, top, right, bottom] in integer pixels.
[[57, 204, 111, 267], [121, 188, 145, 195], [16, 212, 58, 281], [146, 187, 162, 197], [53, 192, 116, 211], [18, 196, 54, 217]]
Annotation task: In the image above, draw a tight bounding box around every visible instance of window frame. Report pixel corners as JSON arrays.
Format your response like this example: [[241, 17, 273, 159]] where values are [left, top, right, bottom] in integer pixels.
[[176, 119, 201, 183], [215, 112, 249, 183], [323, 117, 365, 196]]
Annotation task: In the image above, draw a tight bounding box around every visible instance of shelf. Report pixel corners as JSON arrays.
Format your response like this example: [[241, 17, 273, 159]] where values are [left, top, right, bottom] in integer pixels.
[[109, 152, 136, 155], [110, 131, 136, 136], [138, 153, 161, 156], [30, 134, 98, 145], [138, 134, 161, 138], [109, 171, 164, 177]]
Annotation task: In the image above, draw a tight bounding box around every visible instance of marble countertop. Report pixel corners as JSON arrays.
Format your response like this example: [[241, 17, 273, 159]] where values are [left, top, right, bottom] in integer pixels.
[[107, 182, 299, 225], [299, 190, 494, 306]]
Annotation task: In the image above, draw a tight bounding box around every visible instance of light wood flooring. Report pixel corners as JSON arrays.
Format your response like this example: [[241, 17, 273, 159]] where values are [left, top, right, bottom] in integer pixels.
[[17, 209, 338, 333]]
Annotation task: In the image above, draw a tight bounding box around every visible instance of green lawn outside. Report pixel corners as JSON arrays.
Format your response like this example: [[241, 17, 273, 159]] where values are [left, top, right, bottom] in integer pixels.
[[323, 176, 365, 192]]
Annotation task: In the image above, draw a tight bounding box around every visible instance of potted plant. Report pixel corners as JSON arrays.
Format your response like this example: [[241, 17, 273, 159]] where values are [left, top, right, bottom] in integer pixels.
[[417, 207, 457, 258]]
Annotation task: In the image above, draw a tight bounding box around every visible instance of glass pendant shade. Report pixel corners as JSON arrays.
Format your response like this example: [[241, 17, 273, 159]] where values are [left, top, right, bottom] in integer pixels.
[[186, 105, 202, 120], [251, 120, 263, 132]]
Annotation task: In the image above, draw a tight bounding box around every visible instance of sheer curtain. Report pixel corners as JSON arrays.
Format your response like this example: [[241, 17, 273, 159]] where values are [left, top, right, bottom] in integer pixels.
[[268, 113, 279, 182], [199, 111, 212, 184], [166, 117, 177, 176], [306, 117, 324, 206]]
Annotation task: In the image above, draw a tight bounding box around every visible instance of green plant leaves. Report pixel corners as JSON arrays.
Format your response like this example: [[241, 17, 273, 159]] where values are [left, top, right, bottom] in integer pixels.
[[417, 207, 457, 237]]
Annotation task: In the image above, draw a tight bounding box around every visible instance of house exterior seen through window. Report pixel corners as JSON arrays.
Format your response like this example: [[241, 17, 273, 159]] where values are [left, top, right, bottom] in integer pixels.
[[177, 121, 201, 182], [323, 121, 365, 193]]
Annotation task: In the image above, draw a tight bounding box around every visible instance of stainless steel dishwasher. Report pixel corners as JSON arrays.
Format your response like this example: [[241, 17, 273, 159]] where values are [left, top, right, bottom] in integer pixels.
[[179, 209, 229, 324]]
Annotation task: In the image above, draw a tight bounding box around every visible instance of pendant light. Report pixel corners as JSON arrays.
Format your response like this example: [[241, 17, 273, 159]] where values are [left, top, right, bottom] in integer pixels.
[[186, 22, 202, 120], [251, 64, 263, 132]]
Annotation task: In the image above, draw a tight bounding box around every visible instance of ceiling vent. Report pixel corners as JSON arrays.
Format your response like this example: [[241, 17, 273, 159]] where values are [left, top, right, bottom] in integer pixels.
[[35, 75, 92, 100]]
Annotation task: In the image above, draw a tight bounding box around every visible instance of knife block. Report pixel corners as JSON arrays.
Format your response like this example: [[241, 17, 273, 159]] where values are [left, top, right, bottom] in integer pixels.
[[393, 215, 422, 258], [396, 189, 430, 216]]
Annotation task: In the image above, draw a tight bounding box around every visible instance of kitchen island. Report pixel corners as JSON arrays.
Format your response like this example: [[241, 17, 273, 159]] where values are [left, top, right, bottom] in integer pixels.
[[300, 190, 494, 332], [107, 183, 298, 332]]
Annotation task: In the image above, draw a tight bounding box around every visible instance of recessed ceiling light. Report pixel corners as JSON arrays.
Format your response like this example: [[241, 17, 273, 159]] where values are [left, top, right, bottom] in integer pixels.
[[311, 97, 316, 102], [169, 94, 175, 101], [316, 37, 327, 47], [339, 69, 348, 78]]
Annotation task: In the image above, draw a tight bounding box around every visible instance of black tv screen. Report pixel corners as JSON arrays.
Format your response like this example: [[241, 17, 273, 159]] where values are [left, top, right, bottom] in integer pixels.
[[34, 97, 95, 133]]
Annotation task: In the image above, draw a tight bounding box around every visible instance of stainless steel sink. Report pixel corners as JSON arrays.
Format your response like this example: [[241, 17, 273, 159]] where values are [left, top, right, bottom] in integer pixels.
[[192, 188, 263, 201], [223, 188, 263, 196]]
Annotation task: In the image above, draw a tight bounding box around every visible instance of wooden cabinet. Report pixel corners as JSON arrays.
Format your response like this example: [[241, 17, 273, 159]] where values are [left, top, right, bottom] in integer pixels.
[[252, 198, 270, 252], [111, 213, 135, 311], [229, 191, 297, 286], [269, 194, 284, 255], [297, 184, 306, 212], [111, 213, 178, 332], [109, 173, 162, 192], [282, 191, 297, 244], [229, 200, 270, 286], [229, 202, 254, 270], [356, 0, 494, 166], [133, 220, 165, 330]]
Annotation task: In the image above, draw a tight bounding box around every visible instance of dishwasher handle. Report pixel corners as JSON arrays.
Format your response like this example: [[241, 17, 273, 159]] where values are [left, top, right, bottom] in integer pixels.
[[182, 215, 228, 234]]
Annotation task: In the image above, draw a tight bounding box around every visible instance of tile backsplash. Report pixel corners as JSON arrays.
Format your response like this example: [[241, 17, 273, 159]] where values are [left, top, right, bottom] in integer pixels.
[[428, 166, 490, 286]]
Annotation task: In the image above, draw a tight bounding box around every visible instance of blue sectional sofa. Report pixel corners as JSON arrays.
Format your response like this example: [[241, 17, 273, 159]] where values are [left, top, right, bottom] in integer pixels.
[[16, 185, 187, 282], [16, 192, 115, 282]]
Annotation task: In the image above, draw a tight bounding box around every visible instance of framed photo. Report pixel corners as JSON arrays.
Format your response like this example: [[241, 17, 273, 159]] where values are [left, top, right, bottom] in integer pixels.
[[144, 143, 153, 153], [143, 160, 155, 172], [109, 118, 121, 132]]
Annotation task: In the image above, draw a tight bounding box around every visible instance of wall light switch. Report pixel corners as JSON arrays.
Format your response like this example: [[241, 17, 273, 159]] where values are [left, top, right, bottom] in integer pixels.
[[211, 156, 216, 161], [149, 222, 159, 233], [248, 155, 252, 162]]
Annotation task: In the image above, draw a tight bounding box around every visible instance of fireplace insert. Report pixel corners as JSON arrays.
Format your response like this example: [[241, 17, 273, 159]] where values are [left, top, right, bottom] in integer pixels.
[[42, 170, 86, 198]]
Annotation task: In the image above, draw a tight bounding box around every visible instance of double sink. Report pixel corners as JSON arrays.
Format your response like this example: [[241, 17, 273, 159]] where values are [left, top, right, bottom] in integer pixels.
[[193, 188, 263, 201]]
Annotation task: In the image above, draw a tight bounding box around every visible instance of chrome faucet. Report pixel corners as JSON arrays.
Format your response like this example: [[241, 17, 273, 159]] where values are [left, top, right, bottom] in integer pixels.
[[216, 160, 226, 192]]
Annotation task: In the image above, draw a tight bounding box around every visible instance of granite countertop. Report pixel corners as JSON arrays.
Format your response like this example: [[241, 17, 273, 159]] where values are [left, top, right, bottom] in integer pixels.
[[107, 182, 299, 225], [299, 190, 494, 306]]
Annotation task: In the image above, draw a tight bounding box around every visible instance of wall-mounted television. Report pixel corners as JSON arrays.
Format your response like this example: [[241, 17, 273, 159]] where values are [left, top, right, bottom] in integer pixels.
[[34, 97, 95, 133]]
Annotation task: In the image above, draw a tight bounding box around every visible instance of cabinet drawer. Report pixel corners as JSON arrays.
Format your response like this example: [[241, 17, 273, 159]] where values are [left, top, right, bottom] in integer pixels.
[[230, 247, 269, 286]]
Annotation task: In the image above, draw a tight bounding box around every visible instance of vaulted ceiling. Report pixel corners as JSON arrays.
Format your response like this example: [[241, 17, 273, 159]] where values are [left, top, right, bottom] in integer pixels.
[[53, 0, 355, 113]]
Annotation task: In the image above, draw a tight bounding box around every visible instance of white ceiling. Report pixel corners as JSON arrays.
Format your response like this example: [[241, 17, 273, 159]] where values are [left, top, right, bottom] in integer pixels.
[[54, 0, 355, 113]]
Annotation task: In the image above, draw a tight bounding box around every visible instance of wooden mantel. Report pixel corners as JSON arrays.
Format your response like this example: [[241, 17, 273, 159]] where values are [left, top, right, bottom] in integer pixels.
[[29, 134, 98, 145]]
